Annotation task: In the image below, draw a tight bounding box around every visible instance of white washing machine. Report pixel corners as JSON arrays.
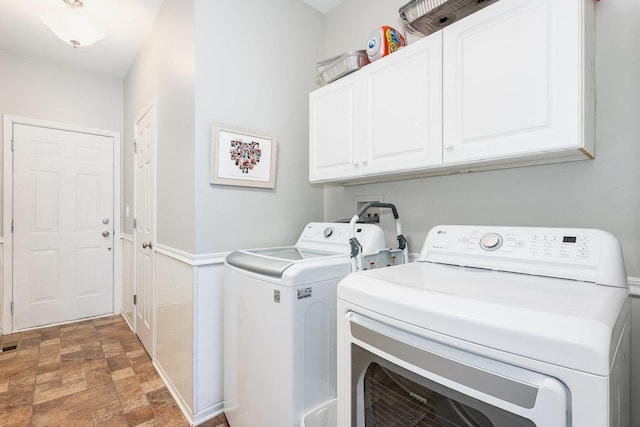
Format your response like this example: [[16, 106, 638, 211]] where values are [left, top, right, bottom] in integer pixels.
[[224, 222, 386, 427], [337, 225, 631, 427]]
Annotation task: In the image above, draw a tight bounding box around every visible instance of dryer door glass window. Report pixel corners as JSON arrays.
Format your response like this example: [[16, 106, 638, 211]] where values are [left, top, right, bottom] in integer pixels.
[[362, 360, 535, 427], [348, 314, 569, 427]]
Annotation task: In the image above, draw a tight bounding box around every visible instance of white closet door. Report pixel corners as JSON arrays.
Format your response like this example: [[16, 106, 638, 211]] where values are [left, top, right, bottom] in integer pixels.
[[134, 103, 156, 356], [12, 124, 114, 331]]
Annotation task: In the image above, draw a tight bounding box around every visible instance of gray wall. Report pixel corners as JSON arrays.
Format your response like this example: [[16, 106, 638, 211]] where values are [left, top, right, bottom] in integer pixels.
[[0, 50, 123, 331], [192, 0, 325, 254], [123, 0, 196, 252], [0, 51, 124, 231], [124, 0, 325, 255], [322, 0, 640, 278]]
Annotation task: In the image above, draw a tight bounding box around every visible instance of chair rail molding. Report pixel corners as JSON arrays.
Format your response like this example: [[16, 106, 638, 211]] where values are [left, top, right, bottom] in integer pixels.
[[154, 243, 226, 267], [629, 277, 640, 297]]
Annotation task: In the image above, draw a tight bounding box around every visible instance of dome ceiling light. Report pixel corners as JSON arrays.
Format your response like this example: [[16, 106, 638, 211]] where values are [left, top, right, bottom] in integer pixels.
[[40, 0, 106, 48]]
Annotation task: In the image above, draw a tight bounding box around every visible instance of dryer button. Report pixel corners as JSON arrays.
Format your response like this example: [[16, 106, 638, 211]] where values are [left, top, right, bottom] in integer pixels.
[[480, 233, 503, 251], [323, 227, 334, 238]]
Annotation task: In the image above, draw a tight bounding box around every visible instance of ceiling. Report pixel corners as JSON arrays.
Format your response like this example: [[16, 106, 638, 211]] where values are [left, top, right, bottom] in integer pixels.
[[0, 0, 341, 79], [301, 0, 344, 14], [0, 0, 164, 78]]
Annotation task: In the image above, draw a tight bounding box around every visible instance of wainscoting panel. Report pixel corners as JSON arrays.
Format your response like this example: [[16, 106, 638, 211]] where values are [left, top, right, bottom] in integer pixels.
[[630, 277, 640, 427], [151, 244, 226, 426], [155, 251, 195, 414], [194, 261, 225, 420], [120, 234, 135, 329], [0, 239, 3, 334]]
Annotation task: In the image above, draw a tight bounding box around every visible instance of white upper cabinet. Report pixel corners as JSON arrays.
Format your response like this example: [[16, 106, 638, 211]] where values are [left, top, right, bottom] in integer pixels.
[[309, 72, 361, 182], [309, 0, 594, 184], [309, 32, 443, 183], [362, 32, 443, 176], [442, 0, 593, 165]]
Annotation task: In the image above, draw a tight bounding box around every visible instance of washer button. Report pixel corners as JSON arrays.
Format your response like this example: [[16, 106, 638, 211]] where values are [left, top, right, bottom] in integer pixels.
[[323, 227, 334, 238], [480, 233, 503, 251]]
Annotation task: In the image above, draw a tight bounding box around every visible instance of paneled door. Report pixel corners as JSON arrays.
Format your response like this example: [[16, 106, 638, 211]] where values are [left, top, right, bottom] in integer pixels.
[[134, 102, 156, 356], [12, 124, 114, 331], [442, 0, 584, 163]]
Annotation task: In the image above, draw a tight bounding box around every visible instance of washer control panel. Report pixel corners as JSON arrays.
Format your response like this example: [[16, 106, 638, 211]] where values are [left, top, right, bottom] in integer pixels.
[[419, 225, 626, 287], [323, 226, 335, 238], [296, 222, 386, 254]]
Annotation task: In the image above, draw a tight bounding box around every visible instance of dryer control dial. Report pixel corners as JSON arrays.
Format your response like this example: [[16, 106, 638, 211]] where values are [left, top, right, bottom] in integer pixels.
[[480, 233, 503, 251]]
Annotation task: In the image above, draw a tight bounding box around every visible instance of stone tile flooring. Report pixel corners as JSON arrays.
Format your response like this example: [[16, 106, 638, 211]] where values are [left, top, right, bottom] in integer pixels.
[[0, 315, 229, 427]]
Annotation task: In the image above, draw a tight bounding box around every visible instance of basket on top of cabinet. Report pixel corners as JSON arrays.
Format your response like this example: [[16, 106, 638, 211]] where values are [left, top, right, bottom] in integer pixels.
[[399, 0, 500, 36]]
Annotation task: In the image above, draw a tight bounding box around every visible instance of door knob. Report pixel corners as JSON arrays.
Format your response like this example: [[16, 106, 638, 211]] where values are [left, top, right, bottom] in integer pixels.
[[102, 231, 110, 237], [142, 241, 153, 250], [102, 219, 110, 225]]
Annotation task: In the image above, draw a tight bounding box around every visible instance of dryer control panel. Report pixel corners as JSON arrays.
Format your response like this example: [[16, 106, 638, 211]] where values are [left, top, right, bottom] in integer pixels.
[[420, 225, 627, 288]]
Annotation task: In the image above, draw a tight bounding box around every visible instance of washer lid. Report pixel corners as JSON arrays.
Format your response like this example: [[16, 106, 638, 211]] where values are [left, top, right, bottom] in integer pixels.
[[338, 261, 629, 376], [226, 246, 336, 278], [224, 222, 387, 281]]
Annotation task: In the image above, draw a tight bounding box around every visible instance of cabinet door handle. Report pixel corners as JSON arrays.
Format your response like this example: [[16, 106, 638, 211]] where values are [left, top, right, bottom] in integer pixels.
[[444, 145, 455, 152]]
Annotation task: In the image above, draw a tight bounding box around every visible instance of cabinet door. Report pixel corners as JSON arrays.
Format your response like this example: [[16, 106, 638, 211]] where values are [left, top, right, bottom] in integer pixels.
[[442, 0, 585, 164], [363, 32, 443, 175], [309, 73, 361, 182]]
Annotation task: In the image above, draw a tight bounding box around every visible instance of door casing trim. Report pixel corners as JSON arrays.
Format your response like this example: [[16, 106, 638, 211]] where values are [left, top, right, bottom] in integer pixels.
[[2, 114, 122, 334], [132, 96, 157, 357]]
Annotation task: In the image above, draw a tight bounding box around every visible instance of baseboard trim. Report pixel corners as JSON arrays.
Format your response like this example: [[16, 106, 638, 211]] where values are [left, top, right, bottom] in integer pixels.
[[154, 359, 195, 426], [192, 403, 225, 426]]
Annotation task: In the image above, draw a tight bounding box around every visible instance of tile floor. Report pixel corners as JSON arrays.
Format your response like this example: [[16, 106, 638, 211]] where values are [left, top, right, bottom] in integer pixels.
[[0, 315, 230, 427]]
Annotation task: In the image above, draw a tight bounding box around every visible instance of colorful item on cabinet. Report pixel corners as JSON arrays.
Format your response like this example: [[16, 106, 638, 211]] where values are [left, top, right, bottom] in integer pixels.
[[366, 26, 406, 62]]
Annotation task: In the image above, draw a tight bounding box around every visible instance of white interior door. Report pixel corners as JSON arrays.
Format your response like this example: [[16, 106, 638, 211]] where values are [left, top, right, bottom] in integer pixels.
[[134, 102, 156, 356], [12, 124, 114, 331]]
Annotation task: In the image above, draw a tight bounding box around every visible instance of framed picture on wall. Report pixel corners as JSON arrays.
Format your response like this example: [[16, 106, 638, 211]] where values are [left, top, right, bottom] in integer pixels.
[[210, 123, 277, 188]]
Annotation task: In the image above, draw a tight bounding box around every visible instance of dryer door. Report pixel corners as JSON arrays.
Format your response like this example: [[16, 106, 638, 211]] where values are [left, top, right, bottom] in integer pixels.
[[346, 313, 569, 427]]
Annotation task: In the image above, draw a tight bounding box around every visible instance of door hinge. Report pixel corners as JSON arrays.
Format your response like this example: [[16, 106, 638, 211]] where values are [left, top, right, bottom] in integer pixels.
[[133, 139, 137, 154], [11, 139, 14, 152], [133, 294, 137, 305], [133, 218, 137, 229], [11, 219, 14, 234], [10, 302, 14, 315]]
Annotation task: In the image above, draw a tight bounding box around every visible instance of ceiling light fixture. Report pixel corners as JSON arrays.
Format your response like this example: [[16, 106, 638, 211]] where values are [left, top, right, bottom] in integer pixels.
[[40, 0, 106, 48]]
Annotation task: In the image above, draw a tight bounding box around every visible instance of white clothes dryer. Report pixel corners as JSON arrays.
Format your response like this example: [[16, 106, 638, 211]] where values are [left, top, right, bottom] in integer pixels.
[[224, 222, 386, 427], [337, 225, 630, 427]]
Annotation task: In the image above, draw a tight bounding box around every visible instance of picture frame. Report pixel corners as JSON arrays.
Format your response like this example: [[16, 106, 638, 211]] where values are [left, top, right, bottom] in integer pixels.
[[210, 123, 277, 188]]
